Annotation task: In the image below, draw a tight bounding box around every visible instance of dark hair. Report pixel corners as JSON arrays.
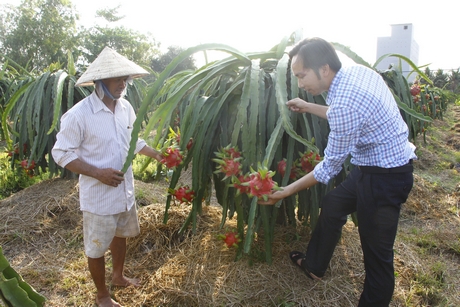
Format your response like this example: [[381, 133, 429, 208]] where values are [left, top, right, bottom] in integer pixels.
[[289, 37, 342, 77]]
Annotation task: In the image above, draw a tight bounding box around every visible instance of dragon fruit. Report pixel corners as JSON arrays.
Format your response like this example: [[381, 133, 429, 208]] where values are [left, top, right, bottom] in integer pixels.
[[219, 145, 241, 159], [215, 158, 242, 178], [297, 150, 322, 175], [168, 185, 195, 204], [241, 163, 281, 201], [218, 231, 242, 248], [232, 174, 251, 195], [410, 84, 421, 96], [213, 145, 243, 179], [277, 159, 287, 177], [160, 146, 184, 169], [277, 158, 298, 180]]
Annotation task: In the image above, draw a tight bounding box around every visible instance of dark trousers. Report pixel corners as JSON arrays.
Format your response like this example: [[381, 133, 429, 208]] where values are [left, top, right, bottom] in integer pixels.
[[304, 166, 413, 306]]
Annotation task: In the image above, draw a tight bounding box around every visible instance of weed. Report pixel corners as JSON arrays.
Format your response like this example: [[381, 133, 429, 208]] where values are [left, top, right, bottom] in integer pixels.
[[135, 186, 146, 200], [411, 262, 447, 306], [276, 300, 297, 307], [453, 151, 460, 163], [0, 152, 50, 199], [447, 238, 460, 255]]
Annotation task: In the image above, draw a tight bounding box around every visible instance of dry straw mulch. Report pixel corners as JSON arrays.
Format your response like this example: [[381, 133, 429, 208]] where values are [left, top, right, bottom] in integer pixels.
[[1, 173, 459, 306]]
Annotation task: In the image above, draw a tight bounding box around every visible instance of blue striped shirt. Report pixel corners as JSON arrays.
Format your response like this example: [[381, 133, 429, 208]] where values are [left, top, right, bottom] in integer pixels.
[[314, 65, 417, 184]]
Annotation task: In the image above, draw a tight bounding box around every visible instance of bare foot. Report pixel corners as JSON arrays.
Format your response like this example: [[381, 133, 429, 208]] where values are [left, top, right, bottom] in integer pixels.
[[96, 296, 123, 307], [111, 276, 141, 287]]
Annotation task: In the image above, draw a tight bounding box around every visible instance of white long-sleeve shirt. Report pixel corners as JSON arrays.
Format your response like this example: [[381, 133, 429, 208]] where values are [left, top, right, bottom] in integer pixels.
[[52, 91, 146, 215]]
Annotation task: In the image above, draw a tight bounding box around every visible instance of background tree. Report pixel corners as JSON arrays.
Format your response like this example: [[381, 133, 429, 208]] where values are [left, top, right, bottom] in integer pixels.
[[432, 68, 448, 89], [0, 1, 161, 73], [420, 67, 435, 86], [79, 26, 159, 68], [150, 46, 196, 75], [0, 0, 78, 71], [95, 5, 125, 22], [77, 6, 160, 70], [447, 69, 460, 93]]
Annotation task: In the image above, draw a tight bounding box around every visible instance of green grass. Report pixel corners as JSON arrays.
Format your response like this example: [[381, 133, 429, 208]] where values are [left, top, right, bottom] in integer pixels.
[[410, 262, 447, 306], [413, 105, 460, 193]]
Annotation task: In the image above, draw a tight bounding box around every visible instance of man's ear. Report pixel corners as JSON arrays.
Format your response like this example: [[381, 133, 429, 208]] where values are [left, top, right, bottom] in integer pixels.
[[320, 64, 330, 77]]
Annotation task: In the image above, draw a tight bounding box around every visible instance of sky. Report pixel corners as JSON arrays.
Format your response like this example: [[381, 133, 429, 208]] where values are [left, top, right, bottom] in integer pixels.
[[1, 0, 458, 70]]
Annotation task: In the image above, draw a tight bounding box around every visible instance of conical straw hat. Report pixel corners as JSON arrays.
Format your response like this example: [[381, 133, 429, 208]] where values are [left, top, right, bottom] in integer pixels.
[[75, 46, 149, 87]]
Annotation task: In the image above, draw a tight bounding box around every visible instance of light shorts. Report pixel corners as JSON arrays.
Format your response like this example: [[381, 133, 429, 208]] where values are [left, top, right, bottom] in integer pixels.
[[82, 205, 140, 258]]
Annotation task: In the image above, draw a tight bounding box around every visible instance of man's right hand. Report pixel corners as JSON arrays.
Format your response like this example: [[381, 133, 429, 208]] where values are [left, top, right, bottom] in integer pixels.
[[286, 98, 309, 113], [258, 189, 287, 206], [286, 98, 329, 119], [96, 168, 125, 187]]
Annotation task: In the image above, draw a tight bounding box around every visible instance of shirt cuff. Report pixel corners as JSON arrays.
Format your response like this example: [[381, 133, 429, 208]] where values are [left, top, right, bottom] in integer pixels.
[[313, 161, 332, 184], [58, 153, 79, 169], [134, 139, 147, 154]]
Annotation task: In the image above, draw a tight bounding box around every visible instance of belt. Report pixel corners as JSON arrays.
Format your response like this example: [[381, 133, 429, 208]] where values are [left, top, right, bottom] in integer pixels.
[[358, 160, 413, 174]]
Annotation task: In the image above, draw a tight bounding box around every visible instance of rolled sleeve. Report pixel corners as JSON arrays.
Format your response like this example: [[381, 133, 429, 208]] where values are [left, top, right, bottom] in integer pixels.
[[53, 150, 79, 168], [52, 112, 83, 168], [313, 159, 339, 184], [135, 139, 147, 154]]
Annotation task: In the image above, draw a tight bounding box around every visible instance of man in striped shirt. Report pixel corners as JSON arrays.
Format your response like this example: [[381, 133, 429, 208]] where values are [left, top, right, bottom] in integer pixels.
[[260, 38, 416, 306], [52, 47, 162, 307]]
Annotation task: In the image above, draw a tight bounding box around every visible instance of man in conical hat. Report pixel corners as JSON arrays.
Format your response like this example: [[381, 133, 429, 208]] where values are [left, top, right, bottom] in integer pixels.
[[52, 47, 162, 307]]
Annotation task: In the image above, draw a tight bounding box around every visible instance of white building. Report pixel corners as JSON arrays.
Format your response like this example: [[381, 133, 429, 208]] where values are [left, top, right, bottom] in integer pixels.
[[376, 23, 419, 82]]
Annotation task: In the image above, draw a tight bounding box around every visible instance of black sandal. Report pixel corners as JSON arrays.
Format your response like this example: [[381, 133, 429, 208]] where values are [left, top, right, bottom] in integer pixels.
[[289, 251, 322, 280]]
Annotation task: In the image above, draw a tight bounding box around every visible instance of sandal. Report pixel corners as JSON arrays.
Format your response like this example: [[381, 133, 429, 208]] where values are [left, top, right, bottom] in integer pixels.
[[289, 251, 322, 281]]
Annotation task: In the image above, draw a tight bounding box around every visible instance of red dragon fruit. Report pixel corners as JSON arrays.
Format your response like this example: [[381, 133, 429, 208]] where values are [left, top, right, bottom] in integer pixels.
[[289, 165, 299, 180], [277, 159, 287, 177], [20, 159, 35, 170], [232, 174, 251, 195], [19, 159, 35, 177], [218, 231, 242, 248], [241, 163, 281, 201], [410, 84, 421, 96], [277, 159, 298, 180], [216, 158, 242, 178], [213, 145, 243, 179], [220, 144, 241, 159], [168, 185, 195, 204], [160, 146, 184, 169], [172, 129, 193, 151], [186, 138, 193, 151], [297, 150, 322, 176]]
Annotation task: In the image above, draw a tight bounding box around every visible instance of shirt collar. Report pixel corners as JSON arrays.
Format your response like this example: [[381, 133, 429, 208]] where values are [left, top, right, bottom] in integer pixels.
[[89, 91, 126, 114]]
